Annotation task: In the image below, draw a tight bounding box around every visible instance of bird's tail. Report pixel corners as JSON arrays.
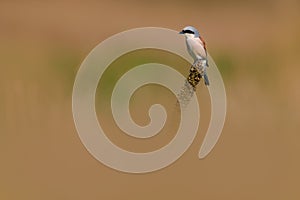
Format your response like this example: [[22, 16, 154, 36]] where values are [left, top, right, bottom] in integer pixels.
[[204, 73, 210, 86]]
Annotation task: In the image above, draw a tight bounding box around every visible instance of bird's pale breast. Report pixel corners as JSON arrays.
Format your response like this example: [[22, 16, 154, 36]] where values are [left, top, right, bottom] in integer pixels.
[[186, 37, 206, 61]]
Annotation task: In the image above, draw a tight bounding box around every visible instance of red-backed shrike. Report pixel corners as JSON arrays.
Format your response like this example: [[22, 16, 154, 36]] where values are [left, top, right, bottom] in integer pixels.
[[179, 26, 209, 86]]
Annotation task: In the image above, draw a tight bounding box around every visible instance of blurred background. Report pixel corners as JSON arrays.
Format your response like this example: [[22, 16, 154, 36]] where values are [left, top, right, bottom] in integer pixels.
[[1, 0, 299, 199]]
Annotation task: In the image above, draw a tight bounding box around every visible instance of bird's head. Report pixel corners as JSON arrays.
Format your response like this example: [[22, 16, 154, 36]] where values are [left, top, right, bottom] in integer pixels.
[[179, 26, 200, 38]]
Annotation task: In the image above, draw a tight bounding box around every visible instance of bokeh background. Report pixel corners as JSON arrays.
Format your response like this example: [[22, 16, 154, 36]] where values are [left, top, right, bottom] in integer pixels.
[[1, 0, 299, 199]]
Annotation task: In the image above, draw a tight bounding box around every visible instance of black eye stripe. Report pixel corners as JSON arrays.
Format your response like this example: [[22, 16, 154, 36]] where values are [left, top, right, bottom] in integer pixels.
[[182, 30, 195, 34]]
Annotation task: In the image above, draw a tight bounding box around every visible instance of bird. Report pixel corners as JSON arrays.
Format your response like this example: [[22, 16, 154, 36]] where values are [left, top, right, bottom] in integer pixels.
[[179, 26, 210, 86]]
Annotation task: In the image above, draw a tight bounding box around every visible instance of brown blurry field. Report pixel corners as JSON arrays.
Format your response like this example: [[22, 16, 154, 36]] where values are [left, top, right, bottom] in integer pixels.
[[1, 0, 300, 199]]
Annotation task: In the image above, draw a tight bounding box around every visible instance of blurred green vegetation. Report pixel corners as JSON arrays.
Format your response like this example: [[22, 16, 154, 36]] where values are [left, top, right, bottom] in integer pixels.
[[96, 49, 190, 101], [213, 52, 235, 81], [48, 47, 81, 94], [48, 48, 239, 100]]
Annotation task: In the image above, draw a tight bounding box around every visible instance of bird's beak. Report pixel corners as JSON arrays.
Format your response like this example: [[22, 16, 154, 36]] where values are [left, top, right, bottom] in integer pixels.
[[179, 31, 184, 34]]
